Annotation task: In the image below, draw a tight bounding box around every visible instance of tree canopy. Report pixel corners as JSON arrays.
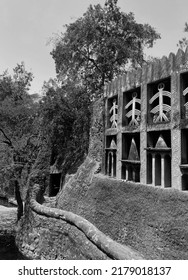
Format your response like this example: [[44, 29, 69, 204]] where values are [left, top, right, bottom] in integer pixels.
[[43, 0, 161, 181], [51, 0, 160, 97], [40, 80, 91, 176], [0, 63, 40, 204], [0, 1, 161, 201]]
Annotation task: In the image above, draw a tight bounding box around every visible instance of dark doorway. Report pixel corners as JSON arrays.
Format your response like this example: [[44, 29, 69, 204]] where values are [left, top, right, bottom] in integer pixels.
[[49, 173, 61, 196], [113, 153, 116, 177], [182, 174, 188, 191], [128, 165, 133, 181], [147, 153, 152, 184], [155, 154, 161, 186], [164, 155, 171, 187], [108, 152, 112, 176]]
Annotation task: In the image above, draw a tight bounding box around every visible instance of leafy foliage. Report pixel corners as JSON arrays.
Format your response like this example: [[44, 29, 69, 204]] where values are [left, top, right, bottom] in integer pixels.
[[0, 63, 40, 198], [40, 81, 91, 176], [177, 22, 188, 50], [51, 0, 160, 97], [0, 1, 161, 199], [43, 0, 160, 183], [0, 62, 33, 102]]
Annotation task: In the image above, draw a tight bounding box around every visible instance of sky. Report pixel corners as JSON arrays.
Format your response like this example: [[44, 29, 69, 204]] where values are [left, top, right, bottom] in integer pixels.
[[0, 0, 187, 94]]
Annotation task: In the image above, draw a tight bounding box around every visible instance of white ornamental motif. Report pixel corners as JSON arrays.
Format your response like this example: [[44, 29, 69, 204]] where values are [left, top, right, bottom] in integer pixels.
[[183, 87, 188, 110], [125, 92, 141, 126], [109, 99, 118, 128], [149, 83, 171, 123]]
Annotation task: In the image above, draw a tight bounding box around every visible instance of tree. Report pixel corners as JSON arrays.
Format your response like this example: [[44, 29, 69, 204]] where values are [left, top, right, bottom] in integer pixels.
[[51, 0, 160, 98], [0, 62, 40, 220], [40, 80, 91, 185], [43, 0, 160, 187], [177, 22, 188, 50]]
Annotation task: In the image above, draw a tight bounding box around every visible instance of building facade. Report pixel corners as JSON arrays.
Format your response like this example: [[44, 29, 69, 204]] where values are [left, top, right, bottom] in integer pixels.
[[104, 48, 188, 190]]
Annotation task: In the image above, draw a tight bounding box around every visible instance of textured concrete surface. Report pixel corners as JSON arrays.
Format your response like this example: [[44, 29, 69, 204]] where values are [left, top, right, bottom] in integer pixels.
[[57, 173, 188, 259], [16, 183, 143, 260]]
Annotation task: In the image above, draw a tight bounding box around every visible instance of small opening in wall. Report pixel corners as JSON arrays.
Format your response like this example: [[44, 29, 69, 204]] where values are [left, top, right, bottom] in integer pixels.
[[181, 129, 188, 164], [106, 135, 117, 148], [164, 154, 171, 187], [121, 163, 126, 180], [123, 87, 141, 127], [147, 78, 171, 124], [134, 168, 140, 182], [49, 173, 61, 197], [147, 130, 171, 149], [182, 174, 188, 191], [128, 165, 133, 181], [113, 153, 116, 177], [147, 153, 152, 184], [105, 135, 117, 177], [147, 131, 171, 188], [122, 133, 140, 160], [155, 154, 161, 186], [106, 151, 117, 177], [107, 96, 118, 128], [108, 152, 112, 176], [180, 72, 188, 119]]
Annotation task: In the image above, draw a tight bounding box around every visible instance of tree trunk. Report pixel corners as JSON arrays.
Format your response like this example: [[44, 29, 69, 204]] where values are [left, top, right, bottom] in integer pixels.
[[15, 180, 23, 221]]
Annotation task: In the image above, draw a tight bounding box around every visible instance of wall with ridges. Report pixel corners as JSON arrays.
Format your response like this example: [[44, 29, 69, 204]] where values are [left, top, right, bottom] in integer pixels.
[[104, 47, 188, 98]]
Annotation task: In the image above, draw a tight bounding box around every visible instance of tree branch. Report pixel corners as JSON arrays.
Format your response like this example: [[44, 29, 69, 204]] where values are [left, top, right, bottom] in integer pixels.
[[76, 47, 103, 74], [0, 127, 13, 148]]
